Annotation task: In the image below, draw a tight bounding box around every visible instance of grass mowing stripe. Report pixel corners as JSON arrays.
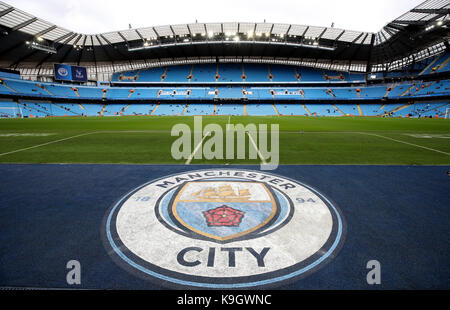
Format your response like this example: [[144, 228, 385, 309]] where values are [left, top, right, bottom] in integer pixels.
[[0, 116, 449, 165]]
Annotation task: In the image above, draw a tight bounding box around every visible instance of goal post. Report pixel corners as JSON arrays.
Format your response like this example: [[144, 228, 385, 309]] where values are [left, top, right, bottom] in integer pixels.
[[0, 106, 22, 118]]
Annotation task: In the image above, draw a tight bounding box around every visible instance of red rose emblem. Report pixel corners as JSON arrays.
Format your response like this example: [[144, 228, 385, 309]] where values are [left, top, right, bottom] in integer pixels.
[[203, 205, 245, 227]]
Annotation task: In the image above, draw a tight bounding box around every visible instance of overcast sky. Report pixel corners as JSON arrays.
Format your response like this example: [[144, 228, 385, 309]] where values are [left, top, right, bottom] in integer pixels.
[[4, 0, 424, 34]]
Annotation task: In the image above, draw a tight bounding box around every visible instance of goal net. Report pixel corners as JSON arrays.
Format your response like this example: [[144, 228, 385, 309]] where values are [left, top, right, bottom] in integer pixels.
[[0, 106, 22, 118]]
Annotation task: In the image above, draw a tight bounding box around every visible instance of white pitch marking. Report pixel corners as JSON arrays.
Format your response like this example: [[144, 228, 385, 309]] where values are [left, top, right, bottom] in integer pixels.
[[0, 130, 190, 158], [0, 133, 56, 137], [362, 133, 450, 156], [185, 131, 211, 165], [0, 130, 174, 157], [403, 134, 450, 139], [247, 131, 267, 165], [0, 132, 96, 157]]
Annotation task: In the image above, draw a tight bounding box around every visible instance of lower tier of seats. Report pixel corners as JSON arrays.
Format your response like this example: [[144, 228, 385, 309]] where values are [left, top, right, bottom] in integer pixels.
[[1, 101, 449, 118]]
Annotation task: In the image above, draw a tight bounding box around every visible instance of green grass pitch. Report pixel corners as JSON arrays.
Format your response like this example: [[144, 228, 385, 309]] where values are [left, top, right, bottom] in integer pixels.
[[0, 115, 449, 165]]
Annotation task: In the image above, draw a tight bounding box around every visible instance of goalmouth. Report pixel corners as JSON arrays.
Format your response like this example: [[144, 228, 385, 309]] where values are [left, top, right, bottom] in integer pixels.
[[0, 106, 23, 118]]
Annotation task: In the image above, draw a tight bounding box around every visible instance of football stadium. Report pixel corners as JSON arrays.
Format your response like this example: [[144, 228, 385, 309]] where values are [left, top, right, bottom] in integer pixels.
[[0, 0, 449, 295]]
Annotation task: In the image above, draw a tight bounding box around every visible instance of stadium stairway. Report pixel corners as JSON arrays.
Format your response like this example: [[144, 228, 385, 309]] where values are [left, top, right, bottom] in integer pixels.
[[72, 88, 80, 98], [183, 104, 213, 116], [275, 104, 305, 116], [359, 103, 384, 116], [335, 104, 360, 116], [272, 103, 280, 116], [0, 80, 17, 94], [438, 56, 450, 73], [383, 85, 394, 98], [187, 65, 194, 82], [401, 84, 417, 97], [420, 51, 450, 75], [357, 104, 363, 116], [100, 104, 107, 116], [420, 56, 441, 76], [267, 65, 273, 82], [181, 104, 189, 116], [301, 104, 312, 116], [38, 84, 55, 97], [331, 104, 346, 116], [150, 103, 160, 115], [383, 103, 414, 116]]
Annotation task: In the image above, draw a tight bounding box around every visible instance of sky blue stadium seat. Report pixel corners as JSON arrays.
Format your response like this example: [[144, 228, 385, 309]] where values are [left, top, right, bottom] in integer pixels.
[[215, 103, 243, 115]]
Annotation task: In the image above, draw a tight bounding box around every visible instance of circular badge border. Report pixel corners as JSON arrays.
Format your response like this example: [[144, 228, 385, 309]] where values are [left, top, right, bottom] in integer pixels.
[[102, 168, 346, 289]]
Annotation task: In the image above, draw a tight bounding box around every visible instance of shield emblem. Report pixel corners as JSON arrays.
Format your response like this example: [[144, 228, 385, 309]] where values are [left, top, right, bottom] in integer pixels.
[[169, 181, 280, 243]]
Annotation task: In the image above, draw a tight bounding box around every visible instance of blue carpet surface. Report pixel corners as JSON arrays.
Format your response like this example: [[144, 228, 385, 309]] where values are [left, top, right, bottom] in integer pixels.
[[0, 164, 448, 289]]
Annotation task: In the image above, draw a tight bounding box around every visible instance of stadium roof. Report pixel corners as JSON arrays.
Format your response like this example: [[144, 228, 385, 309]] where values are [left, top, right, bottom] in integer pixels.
[[0, 0, 448, 70]]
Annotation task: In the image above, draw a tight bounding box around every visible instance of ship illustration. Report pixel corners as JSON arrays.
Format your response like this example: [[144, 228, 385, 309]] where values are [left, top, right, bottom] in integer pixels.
[[190, 184, 251, 202]]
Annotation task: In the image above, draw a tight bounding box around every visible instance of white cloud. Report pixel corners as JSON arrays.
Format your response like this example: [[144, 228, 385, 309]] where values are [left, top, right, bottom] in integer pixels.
[[3, 0, 424, 34]]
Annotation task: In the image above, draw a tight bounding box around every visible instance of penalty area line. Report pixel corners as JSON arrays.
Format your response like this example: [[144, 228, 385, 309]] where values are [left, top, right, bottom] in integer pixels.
[[247, 131, 267, 165], [0, 132, 97, 157], [0, 130, 177, 158], [185, 131, 211, 165], [361, 133, 450, 156]]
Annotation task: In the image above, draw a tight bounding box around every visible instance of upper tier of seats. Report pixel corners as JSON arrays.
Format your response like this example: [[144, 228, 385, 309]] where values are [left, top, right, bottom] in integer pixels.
[[1, 75, 449, 101], [112, 63, 366, 83], [420, 51, 450, 76]]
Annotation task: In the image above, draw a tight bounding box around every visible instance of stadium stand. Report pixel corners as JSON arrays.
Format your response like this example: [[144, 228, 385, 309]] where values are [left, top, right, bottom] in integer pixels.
[[164, 65, 192, 83], [420, 51, 450, 75], [268, 65, 299, 82], [123, 103, 156, 115], [275, 104, 305, 116], [215, 103, 244, 116], [217, 63, 243, 82], [152, 103, 185, 116], [244, 64, 270, 82], [191, 64, 217, 83], [0, 74, 449, 101], [183, 104, 214, 116], [0, 1, 448, 119], [0, 100, 20, 118], [138, 68, 166, 82], [246, 104, 278, 116]]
